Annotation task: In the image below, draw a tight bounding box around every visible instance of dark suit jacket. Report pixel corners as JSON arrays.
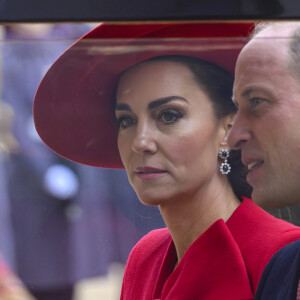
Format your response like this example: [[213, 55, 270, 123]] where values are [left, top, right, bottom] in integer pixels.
[[255, 239, 300, 300]]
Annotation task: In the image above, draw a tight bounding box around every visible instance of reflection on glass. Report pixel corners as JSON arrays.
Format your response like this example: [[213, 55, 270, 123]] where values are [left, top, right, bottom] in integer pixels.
[[3, 22, 300, 300], [0, 24, 164, 300]]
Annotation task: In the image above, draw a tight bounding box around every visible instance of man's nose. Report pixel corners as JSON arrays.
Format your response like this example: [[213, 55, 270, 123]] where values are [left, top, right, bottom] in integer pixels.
[[228, 113, 251, 150], [131, 121, 157, 154]]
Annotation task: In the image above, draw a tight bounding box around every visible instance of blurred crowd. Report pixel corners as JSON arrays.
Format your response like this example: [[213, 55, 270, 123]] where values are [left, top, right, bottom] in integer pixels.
[[0, 24, 164, 300]]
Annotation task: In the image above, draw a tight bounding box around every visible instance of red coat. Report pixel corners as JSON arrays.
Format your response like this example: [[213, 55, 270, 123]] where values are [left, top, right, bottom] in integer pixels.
[[120, 198, 300, 299]]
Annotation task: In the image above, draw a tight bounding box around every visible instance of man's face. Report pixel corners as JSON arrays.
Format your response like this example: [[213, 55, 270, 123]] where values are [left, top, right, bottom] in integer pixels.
[[228, 32, 300, 208]]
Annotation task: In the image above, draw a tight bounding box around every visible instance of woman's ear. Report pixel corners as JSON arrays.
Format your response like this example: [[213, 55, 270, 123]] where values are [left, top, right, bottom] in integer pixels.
[[220, 114, 235, 147], [227, 114, 235, 131]]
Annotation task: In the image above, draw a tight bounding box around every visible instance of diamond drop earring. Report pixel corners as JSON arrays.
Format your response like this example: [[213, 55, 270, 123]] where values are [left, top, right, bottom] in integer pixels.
[[219, 148, 231, 175]]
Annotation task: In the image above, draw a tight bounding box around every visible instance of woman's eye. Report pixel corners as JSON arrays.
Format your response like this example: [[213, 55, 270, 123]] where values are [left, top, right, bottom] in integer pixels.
[[117, 116, 135, 129], [159, 110, 183, 124]]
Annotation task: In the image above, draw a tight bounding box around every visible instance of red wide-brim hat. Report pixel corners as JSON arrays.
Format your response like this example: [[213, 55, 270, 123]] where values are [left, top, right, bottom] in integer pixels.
[[33, 22, 253, 168]]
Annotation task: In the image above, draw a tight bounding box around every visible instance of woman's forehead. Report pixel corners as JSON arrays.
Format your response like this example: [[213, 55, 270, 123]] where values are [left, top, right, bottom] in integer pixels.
[[121, 59, 192, 79], [117, 60, 195, 94]]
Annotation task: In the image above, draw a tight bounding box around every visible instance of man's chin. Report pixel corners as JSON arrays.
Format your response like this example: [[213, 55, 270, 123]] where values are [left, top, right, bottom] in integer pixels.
[[252, 189, 296, 209]]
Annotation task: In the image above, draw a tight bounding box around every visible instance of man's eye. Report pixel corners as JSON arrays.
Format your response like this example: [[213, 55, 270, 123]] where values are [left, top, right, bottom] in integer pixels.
[[250, 98, 264, 106], [159, 110, 183, 124]]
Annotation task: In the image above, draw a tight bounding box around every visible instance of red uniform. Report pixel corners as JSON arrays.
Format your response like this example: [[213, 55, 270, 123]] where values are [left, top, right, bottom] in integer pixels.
[[121, 198, 300, 299]]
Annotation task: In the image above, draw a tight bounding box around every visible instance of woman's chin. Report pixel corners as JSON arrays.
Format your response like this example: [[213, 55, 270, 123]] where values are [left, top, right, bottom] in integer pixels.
[[137, 192, 172, 207]]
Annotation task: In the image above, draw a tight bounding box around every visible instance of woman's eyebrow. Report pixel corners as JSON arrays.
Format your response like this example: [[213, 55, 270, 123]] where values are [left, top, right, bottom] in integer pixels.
[[115, 103, 132, 111], [115, 96, 188, 111], [148, 96, 188, 110]]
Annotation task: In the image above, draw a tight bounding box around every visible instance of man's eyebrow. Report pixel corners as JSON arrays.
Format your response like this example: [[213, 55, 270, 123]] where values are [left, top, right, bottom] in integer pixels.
[[148, 96, 188, 110], [232, 88, 255, 107], [241, 88, 253, 98]]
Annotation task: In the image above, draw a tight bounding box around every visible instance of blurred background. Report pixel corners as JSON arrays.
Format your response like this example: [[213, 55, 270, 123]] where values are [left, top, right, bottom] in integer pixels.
[[0, 23, 165, 300]]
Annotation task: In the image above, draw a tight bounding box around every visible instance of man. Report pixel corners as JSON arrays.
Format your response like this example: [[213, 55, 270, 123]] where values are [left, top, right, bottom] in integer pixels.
[[228, 22, 300, 299]]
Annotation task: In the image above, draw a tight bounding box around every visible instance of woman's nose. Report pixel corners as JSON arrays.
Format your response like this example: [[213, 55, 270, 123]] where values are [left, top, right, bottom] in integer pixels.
[[131, 122, 157, 154], [227, 113, 251, 150]]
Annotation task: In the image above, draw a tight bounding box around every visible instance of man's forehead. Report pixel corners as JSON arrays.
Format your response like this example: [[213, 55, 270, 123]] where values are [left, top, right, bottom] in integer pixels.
[[240, 37, 286, 65], [238, 25, 293, 68], [255, 22, 299, 38], [233, 23, 300, 104], [234, 36, 289, 88]]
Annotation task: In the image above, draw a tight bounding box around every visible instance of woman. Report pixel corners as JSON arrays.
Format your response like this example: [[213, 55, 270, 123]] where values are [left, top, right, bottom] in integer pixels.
[[33, 23, 300, 299]]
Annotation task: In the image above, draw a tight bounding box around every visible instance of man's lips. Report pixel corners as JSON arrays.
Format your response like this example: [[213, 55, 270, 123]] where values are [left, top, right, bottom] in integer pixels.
[[247, 161, 264, 171], [241, 157, 264, 184], [242, 157, 264, 171]]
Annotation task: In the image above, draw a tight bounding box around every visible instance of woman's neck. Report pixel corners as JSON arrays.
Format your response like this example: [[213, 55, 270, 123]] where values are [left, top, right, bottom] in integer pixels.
[[158, 177, 240, 264]]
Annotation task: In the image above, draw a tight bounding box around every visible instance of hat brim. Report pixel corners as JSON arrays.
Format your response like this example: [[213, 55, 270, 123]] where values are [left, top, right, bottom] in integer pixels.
[[33, 22, 253, 168]]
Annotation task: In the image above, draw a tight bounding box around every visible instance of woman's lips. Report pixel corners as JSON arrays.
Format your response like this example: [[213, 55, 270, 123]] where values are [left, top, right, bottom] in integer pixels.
[[135, 167, 167, 180]]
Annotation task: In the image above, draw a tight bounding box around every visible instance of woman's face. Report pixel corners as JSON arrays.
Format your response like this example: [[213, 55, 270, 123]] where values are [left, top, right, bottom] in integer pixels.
[[115, 60, 228, 206]]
